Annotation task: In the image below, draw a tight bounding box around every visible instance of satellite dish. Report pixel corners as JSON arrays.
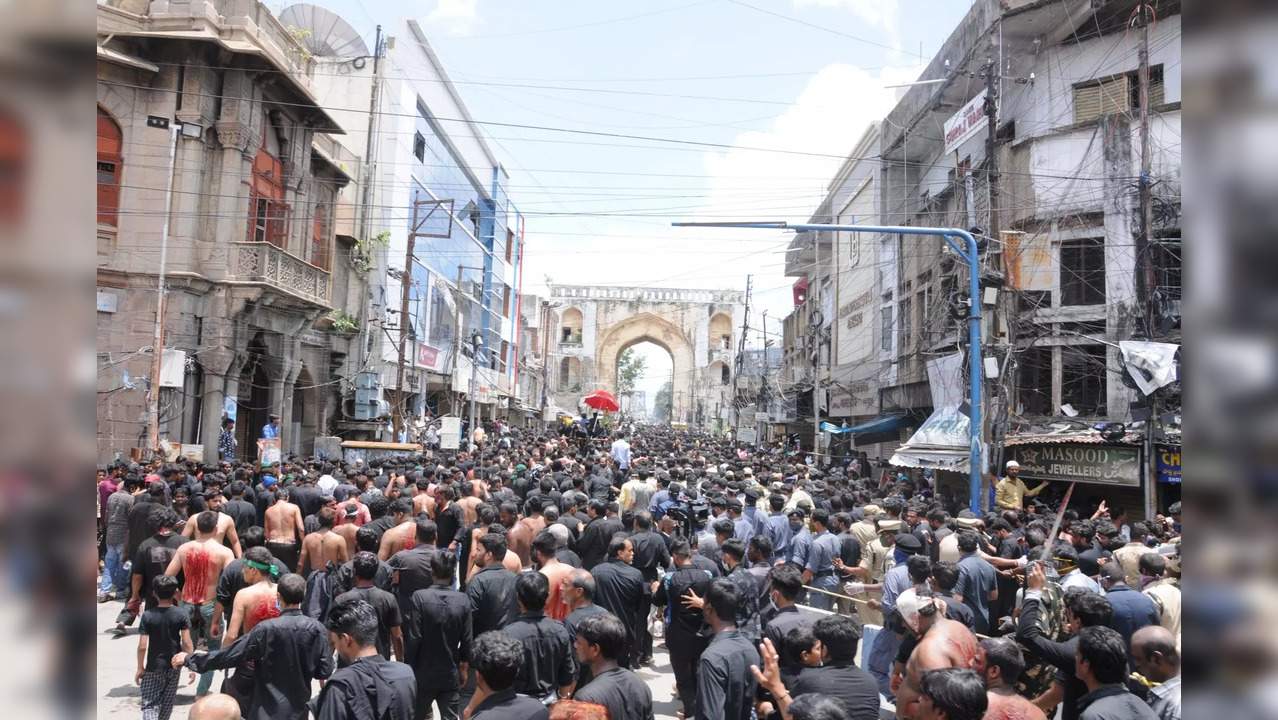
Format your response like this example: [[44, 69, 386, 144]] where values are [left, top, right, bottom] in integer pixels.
[[279, 4, 369, 58]]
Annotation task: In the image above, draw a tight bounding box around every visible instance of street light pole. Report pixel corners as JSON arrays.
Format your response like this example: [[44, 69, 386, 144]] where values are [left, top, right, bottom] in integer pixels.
[[675, 220, 986, 513]]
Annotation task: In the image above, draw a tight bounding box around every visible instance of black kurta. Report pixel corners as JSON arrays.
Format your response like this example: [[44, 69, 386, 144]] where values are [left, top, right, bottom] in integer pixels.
[[186, 609, 334, 720], [311, 654, 416, 720]]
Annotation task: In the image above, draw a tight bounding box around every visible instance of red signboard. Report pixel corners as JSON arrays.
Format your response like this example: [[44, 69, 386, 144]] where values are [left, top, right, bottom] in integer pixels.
[[417, 343, 439, 368]]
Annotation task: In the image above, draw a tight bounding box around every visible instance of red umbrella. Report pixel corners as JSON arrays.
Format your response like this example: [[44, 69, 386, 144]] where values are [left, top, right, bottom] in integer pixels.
[[582, 390, 620, 412]]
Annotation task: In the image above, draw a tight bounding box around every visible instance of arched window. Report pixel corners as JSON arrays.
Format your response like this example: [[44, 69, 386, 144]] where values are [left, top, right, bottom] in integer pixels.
[[560, 307, 583, 345], [710, 312, 733, 350], [559, 356, 581, 391], [97, 107, 122, 226]]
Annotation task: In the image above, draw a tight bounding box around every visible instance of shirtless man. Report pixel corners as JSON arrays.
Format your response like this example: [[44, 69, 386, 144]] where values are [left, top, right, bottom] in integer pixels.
[[532, 530, 574, 621], [182, 492, 244, 558], [376, 498, 417, 561], [893, 588, 980, 720], [411, 478, 436, 518], [297, 506, 350, 576], [263, 488, 304, 571], [508, 497, 548, 569], [333, 504, 362, 558], [223, 546, 281, 646], [166, 510, 236, 696], [974, 637, 1047, 720], [456, 481, 483, 527]]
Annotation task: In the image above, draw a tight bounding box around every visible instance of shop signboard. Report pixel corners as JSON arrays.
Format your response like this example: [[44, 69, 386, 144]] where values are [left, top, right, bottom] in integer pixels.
[[1157, 447, 1181, 484], [1009, 444, 1140, 487]]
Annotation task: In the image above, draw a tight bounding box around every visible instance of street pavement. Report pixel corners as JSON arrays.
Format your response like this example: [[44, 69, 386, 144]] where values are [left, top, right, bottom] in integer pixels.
[[96, 599, 681, 720]]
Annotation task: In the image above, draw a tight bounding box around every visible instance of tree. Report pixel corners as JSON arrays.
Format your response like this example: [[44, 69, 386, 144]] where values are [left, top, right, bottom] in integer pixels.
[[653, 380, 672, 423], [617, 348, 646, 397]]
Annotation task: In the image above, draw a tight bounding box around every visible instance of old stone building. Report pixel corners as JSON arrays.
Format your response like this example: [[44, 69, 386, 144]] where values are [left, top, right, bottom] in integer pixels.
[[96, 0, 366, 462]]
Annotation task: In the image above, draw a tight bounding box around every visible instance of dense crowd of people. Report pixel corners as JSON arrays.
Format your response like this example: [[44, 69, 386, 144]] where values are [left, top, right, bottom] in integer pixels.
[[97, 422, 1181, 720]]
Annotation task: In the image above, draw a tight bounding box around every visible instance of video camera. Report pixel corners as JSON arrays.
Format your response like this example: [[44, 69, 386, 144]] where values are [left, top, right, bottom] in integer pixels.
[[665, 496, 709, 542]]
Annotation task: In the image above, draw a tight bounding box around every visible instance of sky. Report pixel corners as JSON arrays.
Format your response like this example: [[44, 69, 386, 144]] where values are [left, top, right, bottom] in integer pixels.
[[282, 0, 972, 405]]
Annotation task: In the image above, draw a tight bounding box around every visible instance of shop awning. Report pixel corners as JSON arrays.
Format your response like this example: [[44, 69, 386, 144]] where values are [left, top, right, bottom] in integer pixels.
[[825, 412, 919, 446], [890, 405, 974, 471]]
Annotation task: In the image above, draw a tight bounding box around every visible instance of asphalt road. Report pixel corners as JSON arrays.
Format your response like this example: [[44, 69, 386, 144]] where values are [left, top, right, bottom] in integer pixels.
[[96, 599, 682, 720]]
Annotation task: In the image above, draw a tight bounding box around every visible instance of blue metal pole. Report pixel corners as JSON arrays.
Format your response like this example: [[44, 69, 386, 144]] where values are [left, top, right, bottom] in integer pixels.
[[673, 221, 984, 512]]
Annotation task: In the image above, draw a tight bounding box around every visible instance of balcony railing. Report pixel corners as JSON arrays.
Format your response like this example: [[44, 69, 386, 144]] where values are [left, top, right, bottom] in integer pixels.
[[233, 241, 330, 306], [559, 333, 583, 347]]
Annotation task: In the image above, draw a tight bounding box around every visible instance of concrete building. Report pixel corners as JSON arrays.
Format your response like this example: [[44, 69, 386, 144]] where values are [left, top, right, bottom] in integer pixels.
[[780, 0, 1180, 510], [306, 14, 526, 438], [96, 0, 365, 462]]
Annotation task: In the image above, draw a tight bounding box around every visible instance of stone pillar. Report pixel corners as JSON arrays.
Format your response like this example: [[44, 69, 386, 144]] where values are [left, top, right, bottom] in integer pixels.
[[199, 346, 240, 462], [277, 347, 303, 457]]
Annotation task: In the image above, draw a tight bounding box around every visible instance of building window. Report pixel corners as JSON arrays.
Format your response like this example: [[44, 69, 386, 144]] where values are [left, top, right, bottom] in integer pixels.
[[721, 364, 730, 385], [249, 147, 288, 247], [1018, 346, 1052, 416], [899, 297, 912, 351], [1060, 238, 1106, 306], [310, 200, 330, 269], [1150, 239, 1181, 300], [502, 285, 511, 318], [97, 107, 123, 226], [249, 194, 291, 247], [1061, 346, 1107, 416], [1073, 65, 1165, 123], [500, 340, 509, 374], [506, 228, 515, 263], [413, 131, 426, 162], [880, 306, 893, 351]]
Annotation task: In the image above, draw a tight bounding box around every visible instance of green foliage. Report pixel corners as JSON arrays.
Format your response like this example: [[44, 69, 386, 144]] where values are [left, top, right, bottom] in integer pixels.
[[350, 231, 390, 277], [616, 348, 647, 396], [653, 380, 672, 422], [326, 309, 357, 334]]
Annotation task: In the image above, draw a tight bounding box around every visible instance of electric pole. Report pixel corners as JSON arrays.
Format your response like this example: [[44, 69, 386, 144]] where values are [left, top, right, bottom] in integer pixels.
[[733, 275, 751, 436], [391, 216, 416, 442], [1136, 2, 1157, 521], [983, 56, 1001, 252]]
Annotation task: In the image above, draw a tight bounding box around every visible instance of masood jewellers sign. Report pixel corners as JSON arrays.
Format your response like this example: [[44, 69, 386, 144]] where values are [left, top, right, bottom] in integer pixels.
[[1009, 444, 1141, 487]]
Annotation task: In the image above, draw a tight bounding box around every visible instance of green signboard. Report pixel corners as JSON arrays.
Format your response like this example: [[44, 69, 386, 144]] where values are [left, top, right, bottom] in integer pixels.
[[1009, 444, 1141, 487]]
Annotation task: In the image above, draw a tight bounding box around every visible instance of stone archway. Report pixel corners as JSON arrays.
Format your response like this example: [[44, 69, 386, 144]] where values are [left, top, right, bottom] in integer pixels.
[[596, 313, 695, 424]]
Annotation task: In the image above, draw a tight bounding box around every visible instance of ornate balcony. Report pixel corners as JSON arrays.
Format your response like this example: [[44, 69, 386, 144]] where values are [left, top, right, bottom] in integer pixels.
[[233, 242, 330, 307]]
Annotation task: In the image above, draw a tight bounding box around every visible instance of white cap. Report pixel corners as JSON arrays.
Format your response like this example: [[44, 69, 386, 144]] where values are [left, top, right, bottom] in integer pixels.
[[1006, 460, 1020, 469]]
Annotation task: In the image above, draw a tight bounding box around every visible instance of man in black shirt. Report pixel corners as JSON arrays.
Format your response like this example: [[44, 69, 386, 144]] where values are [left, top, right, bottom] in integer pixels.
[[790, 614, 880, 720], [178, 574, 334, 720], [466, 631, 550, 720], [502, 572, 576, 703], [331, 525, 395, 596], [467, 532, 520, 636], [652, 539, 713, 720], [562, 569, 607, 686], [407, 553, 472, 720], [578, 499, 624, 570], [626, 512, 669, 664], [312, 599, 416, 720], [389, 519, 439, 612], [930, 560, 977, 630], [572, 613, 655, 720], [694, 578, 760, 720], [332, 552, 403, 661], [432, 485, 465, 552], [116, 509, 186, 637], [289, 476, 324, 519], [720, 538, 762, 642], [762, 565, 812, 684], [590, 537, 647, 668], [223, 481, 257, 537]]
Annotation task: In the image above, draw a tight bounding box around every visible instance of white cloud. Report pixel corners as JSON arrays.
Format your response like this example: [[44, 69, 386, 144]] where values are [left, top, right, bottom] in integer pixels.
[[793, 0, 898, 32], [520, 63, 923, 325], [426, 0, 480, 34]]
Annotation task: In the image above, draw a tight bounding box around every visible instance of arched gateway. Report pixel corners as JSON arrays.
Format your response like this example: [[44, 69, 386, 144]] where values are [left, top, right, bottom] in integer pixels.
[[547, 285, 745, 427]]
